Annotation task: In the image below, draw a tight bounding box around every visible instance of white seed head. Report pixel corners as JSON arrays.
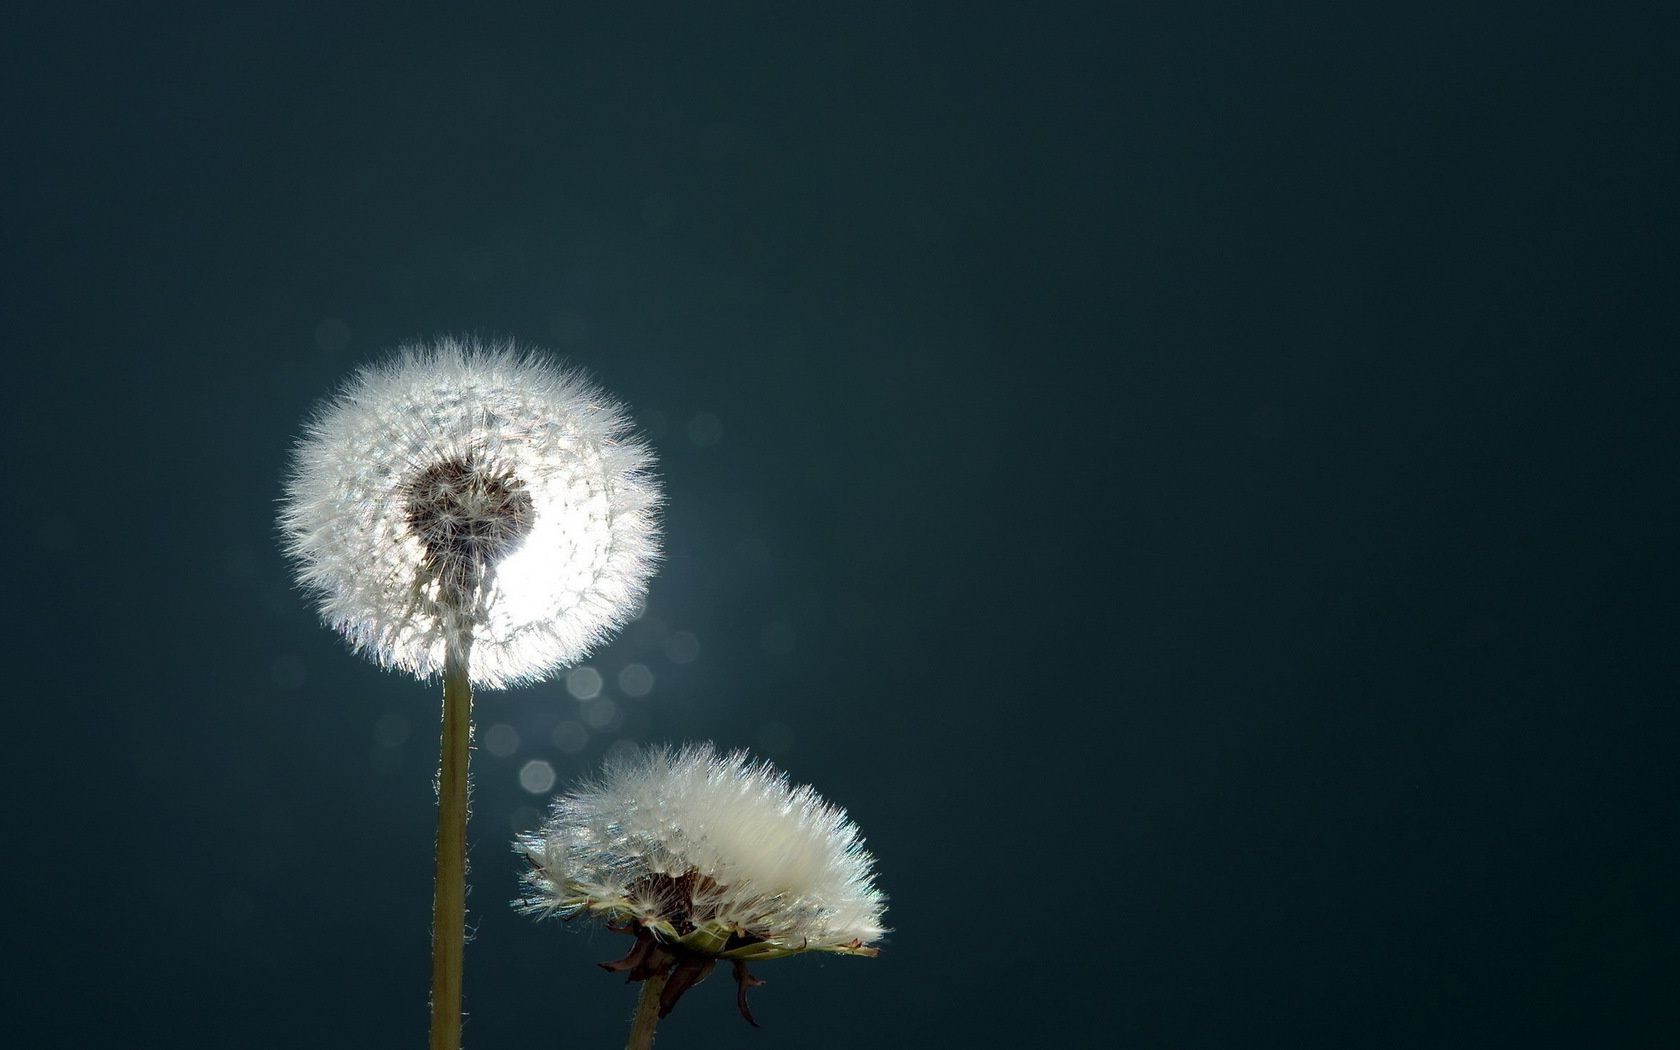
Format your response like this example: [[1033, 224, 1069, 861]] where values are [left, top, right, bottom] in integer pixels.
[[279, 336, 661, 687], [517, 743, 887, 958]]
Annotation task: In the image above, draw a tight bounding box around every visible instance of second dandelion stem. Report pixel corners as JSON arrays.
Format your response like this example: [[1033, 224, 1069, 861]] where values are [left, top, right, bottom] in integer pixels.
[[430, 640, 472, 1050], [626, 973, 669, 1050]]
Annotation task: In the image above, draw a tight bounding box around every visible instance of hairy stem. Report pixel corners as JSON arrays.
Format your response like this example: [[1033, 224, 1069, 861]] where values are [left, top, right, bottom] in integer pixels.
[[625, 974, 670, 1050], [430, 641, 472, 1050]]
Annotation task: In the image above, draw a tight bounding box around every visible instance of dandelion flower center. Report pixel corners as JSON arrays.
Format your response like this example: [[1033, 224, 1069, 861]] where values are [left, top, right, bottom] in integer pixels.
[[402, 456, 536, 603]]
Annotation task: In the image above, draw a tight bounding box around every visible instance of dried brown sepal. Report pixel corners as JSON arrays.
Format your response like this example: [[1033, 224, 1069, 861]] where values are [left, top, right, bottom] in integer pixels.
[[732, 960, 766, 1028], [599, 920, 770, 1026]]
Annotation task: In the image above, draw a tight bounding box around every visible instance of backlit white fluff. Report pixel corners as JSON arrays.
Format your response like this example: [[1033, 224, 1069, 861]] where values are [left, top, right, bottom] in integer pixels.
[[518, 743, 886, 955], [279, 337, 660, 687]]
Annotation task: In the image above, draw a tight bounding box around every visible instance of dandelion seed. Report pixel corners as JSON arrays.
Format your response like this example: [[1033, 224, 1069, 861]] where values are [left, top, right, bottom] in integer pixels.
[[516, 743, 886, 1037]]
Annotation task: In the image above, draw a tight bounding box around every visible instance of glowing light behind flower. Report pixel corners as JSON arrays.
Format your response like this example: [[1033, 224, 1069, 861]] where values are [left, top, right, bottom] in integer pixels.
[[280, 337, 661, 687]]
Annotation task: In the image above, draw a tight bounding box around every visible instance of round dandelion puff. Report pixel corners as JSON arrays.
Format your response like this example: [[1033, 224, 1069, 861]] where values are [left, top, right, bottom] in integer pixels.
[[280, 335, 661, 688], [278, 335, 661, 1050], [516, 743, 886, 1037]]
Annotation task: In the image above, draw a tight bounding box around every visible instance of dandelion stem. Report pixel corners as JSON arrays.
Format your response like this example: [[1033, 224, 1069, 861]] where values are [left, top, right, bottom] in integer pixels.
[[429, 639, 472, 1050], [625, 974, 669, 1050]]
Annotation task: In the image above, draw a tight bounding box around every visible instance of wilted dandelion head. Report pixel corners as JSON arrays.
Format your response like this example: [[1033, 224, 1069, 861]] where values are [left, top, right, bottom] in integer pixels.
[[280, 337, 660, 687], [516, 743, 886, 1024]]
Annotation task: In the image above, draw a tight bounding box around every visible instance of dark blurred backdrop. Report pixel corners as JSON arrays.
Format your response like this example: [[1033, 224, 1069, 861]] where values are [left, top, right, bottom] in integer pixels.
[[5, 2, 1676, 1046]]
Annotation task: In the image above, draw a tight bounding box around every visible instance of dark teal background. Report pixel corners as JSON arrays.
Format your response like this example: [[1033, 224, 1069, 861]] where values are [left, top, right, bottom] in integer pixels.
[[6, 2, 1675, 1046]]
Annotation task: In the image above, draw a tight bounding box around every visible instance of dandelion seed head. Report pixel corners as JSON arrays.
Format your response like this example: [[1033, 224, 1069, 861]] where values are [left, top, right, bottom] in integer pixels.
[[280, 336, 661, 686], [516, 742, 886, 954]]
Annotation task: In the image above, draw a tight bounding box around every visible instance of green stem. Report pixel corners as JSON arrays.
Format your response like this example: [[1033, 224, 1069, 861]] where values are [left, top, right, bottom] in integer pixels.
[[625, 974, 669, 1050], [430, 641, 472, 1050]]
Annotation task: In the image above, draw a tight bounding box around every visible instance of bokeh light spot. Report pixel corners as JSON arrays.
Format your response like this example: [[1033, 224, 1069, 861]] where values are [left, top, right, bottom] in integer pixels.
[[566, 666, 603, 700], [618, 663, 654, 697], [583, 696, 621, 730], [484, 723, 520, 757], [519, 759, 556, 794]]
